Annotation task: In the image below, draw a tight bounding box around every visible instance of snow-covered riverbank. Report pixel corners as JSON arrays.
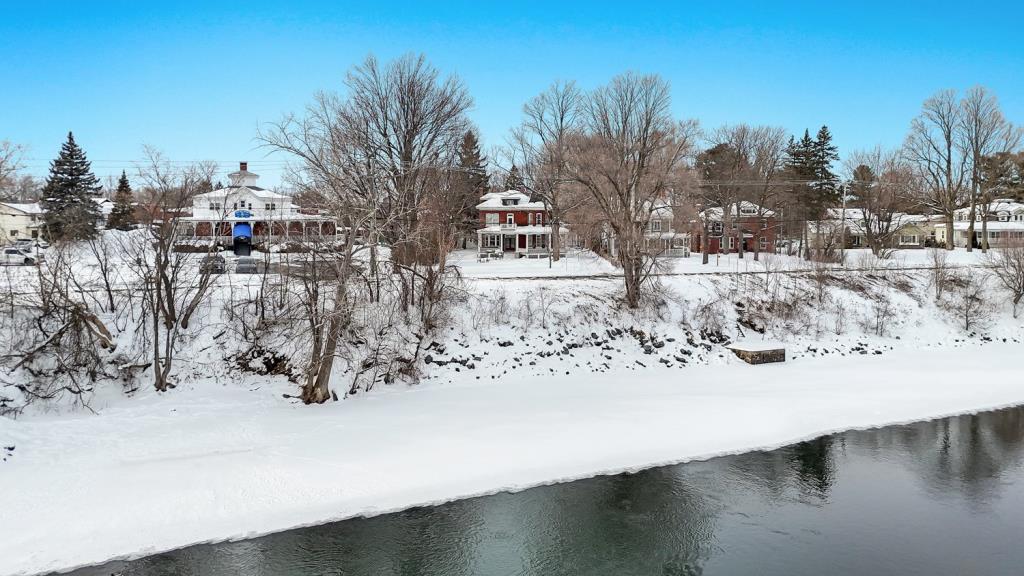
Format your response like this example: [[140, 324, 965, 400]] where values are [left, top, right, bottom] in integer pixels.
[[2, 343, 1023, 576]]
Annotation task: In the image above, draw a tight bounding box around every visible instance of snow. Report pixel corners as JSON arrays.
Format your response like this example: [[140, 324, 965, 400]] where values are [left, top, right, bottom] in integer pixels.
[[728, 339, 785, 352], [3, 344, 1024, 576], [449, 249, 618, 278]]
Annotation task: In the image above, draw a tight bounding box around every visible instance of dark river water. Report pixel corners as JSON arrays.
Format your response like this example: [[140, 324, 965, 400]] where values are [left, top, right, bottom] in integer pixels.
[[67, 407, 1024, 576]]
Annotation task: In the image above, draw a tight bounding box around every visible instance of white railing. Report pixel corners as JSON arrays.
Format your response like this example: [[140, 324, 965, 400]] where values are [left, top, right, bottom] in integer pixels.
[[500, 223, 517, 231]]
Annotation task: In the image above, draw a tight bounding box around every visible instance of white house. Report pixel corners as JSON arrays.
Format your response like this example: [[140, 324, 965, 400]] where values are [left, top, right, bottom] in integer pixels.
[[939, 199, 1024, 248], [608, 197, 690, 258], [0, 202, 44, 241], [180, 162, 336, 251]]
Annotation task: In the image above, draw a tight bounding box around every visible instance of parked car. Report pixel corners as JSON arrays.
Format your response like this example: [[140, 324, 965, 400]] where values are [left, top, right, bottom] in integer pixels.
[[2, 247, 37, 265], [234, 256, 260, 274], [14, 238, 49, 251], [198, 254, 226, 274]]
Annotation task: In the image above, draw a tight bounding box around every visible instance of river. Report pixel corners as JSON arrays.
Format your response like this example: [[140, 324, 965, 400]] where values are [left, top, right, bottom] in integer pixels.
[[65, 406, 1024, 576]]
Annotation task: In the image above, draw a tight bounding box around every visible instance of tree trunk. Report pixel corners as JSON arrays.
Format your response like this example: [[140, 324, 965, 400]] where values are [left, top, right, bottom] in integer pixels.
[[701, 221, 710, 265], [944, 215, 954, 250], [966, 202, 976, 252], [551, 220, 561, 261]]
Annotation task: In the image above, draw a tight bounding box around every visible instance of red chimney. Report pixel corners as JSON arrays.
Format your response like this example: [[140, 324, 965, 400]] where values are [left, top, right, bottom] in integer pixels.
[[239, 161, 248, 171]]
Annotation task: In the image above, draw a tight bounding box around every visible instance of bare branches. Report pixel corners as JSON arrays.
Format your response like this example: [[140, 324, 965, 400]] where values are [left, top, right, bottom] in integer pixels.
[[566, 72, 699, 308]]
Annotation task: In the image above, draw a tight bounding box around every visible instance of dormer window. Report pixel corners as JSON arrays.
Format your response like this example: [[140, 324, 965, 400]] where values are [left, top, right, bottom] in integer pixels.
[[740, 205, 757, 216], [651, 219, 662, 232], [502, 198, 519, 206]]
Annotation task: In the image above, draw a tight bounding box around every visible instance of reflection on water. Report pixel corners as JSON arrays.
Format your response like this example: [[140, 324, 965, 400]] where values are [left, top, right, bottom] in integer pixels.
[[67, 407, 1024, 576]]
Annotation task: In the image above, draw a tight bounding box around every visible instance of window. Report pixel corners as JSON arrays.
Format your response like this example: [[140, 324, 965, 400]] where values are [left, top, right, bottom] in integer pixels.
[[485, 213, 498, 226], [271, 203, 276, 211], [899, 234, 919, 245], [506, 213, 514, 225], [265, 203, 271, 210], [728, 237, 735, 249], [502, 198, 519, 206], [536, 213, 543, 226], [730, 222, 737, 230], [528, 213, 533, 225], [761, 219, 768, 230], [484, 235, 499, 248], [651, 219, 662, 232], [233, 203, 238, 210], [209, 203, 215, 211], [760, 236, 768, 249], [741, 206, 757, 216]]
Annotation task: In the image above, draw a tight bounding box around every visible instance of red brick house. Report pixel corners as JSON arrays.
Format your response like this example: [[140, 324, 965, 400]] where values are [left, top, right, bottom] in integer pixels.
[[692, 201, 778, 254], [476, 190, 560, 258]]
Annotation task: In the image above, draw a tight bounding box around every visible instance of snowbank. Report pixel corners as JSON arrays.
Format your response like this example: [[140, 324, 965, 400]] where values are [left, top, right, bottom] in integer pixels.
[[3, 344, 1024, 575]]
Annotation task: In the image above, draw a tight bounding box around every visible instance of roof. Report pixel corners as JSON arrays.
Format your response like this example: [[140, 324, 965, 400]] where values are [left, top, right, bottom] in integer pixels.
[[949, 220, 1024, 231], [476, 190, 546, 211], [194, 186, 290, 202], [0, 202, 44, 215], [701, 201, 776, 220], [477, 224, 560, 234]]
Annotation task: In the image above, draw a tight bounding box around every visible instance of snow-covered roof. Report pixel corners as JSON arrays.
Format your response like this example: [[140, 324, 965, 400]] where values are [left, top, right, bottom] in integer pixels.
[[949, 220, 1024, 231], [91, 197, 113, 216], [477, 224, 561, 234], [646, 199, 674, 220], [476, 190, 545, 211], [954, 200, 1024, 218], [812, 212, 928, 235], [0, 202, 43, 215], [701, 201, 775, 220]]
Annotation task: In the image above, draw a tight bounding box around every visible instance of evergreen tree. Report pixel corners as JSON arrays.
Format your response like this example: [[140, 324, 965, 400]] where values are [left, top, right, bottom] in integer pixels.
[[41, 132, 102, 240], [453, 130, 490, 247], [503, 164, 525, 192], [810, 125, 840, 212], [107, 170, 136, 230], [457, 130, 489, 197]]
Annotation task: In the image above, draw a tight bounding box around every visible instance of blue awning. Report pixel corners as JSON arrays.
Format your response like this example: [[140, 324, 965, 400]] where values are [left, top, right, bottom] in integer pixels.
[[232, 222, 252, 239]]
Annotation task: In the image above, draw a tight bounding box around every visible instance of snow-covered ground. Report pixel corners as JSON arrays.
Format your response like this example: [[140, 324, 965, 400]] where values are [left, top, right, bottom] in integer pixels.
[[2, 343, 1024, 576], [447, 247, 993, 279]]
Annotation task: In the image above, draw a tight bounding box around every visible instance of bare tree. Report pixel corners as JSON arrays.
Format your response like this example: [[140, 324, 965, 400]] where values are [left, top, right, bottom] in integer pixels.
[[0, 140, 26, 199], [985, 243, 1024, 317], [566, 73, 699, 307], [845, 147, 919, 256], [509, 80, 586, 262], [120, 148, 218, 392], [904, 90, 969, 250], [959, 86, 1022, 252]]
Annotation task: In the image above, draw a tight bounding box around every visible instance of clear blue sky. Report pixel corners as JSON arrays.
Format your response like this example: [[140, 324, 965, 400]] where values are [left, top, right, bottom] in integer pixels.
[[3, 1, 1021, 187]]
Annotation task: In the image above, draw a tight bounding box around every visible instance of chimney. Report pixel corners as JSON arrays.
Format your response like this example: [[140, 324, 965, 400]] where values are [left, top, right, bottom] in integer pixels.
[[239, 161, 248, 172]]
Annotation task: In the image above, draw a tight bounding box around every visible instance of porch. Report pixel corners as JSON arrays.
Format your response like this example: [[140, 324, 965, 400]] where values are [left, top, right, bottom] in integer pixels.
[[476, 225, 555, 260]]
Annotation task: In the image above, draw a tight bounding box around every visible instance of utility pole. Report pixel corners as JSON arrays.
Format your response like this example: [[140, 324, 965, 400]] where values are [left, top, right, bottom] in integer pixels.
[[839, 183, 848, 266]]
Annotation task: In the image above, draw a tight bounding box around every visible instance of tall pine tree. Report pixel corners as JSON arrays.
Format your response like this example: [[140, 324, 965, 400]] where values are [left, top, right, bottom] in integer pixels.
[[810, 125, 840, 214], [453, 130, 489, 247], [503, 164, 526, 192], [107, 170, 136, 230], [41, 132, 102, 240]]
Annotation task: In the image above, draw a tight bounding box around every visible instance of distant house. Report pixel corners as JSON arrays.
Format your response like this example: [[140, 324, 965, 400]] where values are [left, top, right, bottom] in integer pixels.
[[475, 189, 562, 258], [179, 162, 336, 253], [604, 198, 690, 259], [91, 197, 113, 227], [936, 199, 1024, 248], [694, 201, 777, 254], [811, 209, 930, 250], [0, 202, 44, 241]]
